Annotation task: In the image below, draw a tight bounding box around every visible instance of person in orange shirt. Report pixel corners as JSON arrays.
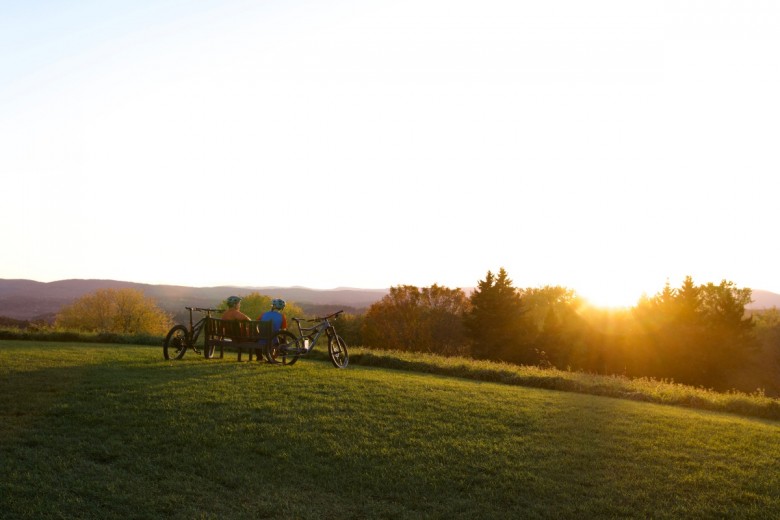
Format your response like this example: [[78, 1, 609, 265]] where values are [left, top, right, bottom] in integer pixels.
[[221, 295, 250, 320]]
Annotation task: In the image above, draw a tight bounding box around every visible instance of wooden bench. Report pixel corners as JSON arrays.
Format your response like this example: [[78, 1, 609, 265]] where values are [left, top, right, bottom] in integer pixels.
[[204, 318, 274, 361]]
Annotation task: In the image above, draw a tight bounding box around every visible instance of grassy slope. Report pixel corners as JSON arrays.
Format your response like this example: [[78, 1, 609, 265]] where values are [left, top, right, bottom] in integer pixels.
[[347, 348, 780, 421], [1, 342, 778, 519]]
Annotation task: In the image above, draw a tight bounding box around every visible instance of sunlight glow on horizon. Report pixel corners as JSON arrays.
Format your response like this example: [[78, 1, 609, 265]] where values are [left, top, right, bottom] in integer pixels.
[[2, 1, 779, 301]]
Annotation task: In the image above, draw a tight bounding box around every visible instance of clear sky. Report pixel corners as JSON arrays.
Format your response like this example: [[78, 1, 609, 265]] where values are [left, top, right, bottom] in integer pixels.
[[1, 0, 778, 307]]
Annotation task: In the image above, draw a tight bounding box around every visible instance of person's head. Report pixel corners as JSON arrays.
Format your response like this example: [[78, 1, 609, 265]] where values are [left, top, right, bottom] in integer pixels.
[[271, 298, 286, 311], [227, 295, 242, 308]]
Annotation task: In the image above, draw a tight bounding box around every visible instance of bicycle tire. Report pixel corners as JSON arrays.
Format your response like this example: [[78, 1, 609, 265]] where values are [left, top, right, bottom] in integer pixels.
[[264, 330, 300, 366], [328, 334, 349, 368], [163, 325, 190, 360]]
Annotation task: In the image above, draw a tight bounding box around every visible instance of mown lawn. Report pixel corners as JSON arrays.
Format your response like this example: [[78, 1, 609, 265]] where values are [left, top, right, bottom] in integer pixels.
[[1, 341, 778, 519]]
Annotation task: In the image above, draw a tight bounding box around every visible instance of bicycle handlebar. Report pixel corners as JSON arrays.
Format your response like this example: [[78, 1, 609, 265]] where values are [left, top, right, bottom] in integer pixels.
[[185, 307, 218, 313], [292, 310, 344, 323]]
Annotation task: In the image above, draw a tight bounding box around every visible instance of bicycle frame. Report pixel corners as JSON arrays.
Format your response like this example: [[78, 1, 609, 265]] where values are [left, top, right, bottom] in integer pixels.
[[264, 310, 348, 368], [163, 307, 217, 360], [292, 318, 332, 354], [187, 306, 214, 345], [291, 310, 343, 354]]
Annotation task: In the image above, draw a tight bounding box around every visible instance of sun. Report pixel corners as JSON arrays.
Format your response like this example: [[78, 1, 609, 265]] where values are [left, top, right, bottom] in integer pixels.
[[580, 285, 644, 309]]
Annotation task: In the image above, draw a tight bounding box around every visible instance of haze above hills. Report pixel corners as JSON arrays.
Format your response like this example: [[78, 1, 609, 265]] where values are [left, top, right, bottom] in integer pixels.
[[1, 278, 779, 322], [0, 279, 389, 321]]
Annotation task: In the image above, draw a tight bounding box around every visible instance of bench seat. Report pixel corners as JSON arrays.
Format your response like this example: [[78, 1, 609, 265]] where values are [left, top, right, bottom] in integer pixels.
[[204, 318, 274, 361]]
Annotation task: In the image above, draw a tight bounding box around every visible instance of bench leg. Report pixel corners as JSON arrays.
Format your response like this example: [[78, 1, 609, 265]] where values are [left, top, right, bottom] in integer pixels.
[[237, 347, 262, 362]]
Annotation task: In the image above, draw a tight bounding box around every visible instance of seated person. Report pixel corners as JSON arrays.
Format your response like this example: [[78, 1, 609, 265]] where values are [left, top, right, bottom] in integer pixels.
[[259, 298, 287, 332], [254, 298, 288, 361], [221, 295, 250, 321], [219, 296, 253, 354]]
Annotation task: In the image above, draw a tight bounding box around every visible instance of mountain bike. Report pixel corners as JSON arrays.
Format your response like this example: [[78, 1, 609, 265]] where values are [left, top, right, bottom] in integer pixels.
[[163, 307, 217, 360], [264, 310, 349, 368]]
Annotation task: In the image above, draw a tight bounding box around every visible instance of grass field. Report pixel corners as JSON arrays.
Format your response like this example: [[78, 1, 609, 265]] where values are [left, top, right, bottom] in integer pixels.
[[1, 341, 778, 519]]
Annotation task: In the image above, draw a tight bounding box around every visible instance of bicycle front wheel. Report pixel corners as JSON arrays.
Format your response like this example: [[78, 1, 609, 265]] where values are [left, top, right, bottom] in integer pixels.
[[163, 325, 190, 360], [328, 334, 349, 368], [264, 330, 300, 366]]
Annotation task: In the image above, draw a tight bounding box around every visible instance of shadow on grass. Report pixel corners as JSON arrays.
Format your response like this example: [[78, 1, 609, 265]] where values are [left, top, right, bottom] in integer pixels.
[[348, 349, 780, 422], [2, 342, 779, 519]]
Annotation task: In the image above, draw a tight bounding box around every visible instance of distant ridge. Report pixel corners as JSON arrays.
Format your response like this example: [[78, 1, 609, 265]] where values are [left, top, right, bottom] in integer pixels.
[[748, 289, 780, 310], [0, 279, 389, 321], [1, 279, 778, 322]]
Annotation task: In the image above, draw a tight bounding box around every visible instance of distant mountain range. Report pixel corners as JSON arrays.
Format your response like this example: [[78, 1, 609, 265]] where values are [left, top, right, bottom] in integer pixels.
[[1, 278, 779, 323], [749, 289, 780, 310], [0, 279, 390, 322]]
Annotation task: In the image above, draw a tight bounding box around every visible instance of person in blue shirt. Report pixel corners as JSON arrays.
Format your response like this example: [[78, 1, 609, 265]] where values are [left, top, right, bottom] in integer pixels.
[[259, 298, 287, 333], [253, 298, 288, 361]]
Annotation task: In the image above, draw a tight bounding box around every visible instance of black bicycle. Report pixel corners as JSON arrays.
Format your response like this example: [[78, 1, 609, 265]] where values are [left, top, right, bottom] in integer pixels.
[[264, 310, 349, 368], [163, 307, 217, 360]]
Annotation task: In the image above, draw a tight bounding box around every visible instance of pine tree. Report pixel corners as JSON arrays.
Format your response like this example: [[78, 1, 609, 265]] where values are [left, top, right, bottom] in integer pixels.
[[464, 268, 529, 362]]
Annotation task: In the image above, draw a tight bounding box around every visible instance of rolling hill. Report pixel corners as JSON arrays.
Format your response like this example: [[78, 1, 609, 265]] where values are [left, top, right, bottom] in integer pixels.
[[1, 343, 778, 518], [0, 279, 389, 321], [1, 278, 779, 322]]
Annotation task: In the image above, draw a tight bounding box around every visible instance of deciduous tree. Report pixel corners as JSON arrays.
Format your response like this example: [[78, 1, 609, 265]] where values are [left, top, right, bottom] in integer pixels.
[[56, 288, 172, 335], [362, 284, 469, 354], [522, 285, 583, 367]]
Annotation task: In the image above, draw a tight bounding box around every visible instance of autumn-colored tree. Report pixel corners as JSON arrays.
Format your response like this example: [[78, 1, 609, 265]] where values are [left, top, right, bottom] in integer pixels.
[[362, 284, 469, 355], [56, 288, 172, 335]]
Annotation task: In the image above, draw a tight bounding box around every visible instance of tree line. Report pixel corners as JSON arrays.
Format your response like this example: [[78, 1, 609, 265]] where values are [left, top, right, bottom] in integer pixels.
[[52, 289, 305, 336], [346, 268, 779, 393], [45, 271, 780, 394]]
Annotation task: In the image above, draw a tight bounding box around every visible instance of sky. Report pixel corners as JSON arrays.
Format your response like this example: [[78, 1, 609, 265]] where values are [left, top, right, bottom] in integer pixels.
[[1, 0, 779, 307]]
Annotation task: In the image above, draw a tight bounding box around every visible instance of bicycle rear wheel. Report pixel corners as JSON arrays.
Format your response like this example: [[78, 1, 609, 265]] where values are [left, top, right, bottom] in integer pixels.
[[163, 325, 190, 360], [264, 330, 300, 366], [328, 334, 349, 368]]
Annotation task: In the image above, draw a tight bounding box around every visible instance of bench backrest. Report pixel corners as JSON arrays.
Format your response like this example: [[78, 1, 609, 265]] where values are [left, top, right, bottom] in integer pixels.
[[205, 318, 274, 342]]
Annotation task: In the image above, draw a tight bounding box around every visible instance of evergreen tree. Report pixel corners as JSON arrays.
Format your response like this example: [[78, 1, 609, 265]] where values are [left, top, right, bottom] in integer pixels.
[[676, 275, 701, 323], [633, 276, 755, 387], [696, 280, 755, 383], [464, 268, 530, 362]]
